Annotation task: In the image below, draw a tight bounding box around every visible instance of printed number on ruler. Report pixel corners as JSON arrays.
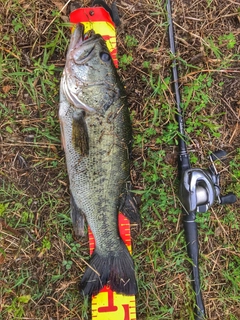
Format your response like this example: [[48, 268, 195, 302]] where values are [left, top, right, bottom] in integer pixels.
[[92, 286, 136, 320]]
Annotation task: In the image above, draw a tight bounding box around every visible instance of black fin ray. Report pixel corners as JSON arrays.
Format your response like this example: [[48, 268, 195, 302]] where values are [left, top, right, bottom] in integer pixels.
[[72, 110, 89, 156], [70, 193, 85, 237], [80, 241, 137, 296]]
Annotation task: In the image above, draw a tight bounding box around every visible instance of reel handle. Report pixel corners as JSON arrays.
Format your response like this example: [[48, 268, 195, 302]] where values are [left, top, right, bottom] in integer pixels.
[[220, 192, 237, 205]]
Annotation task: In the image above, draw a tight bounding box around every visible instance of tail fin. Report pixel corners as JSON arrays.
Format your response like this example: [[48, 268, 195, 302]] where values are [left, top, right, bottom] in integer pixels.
[[79, 241, 137, 296]]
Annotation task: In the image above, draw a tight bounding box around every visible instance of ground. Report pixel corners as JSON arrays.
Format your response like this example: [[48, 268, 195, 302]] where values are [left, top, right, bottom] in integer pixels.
[[0, 0, 240, 319]]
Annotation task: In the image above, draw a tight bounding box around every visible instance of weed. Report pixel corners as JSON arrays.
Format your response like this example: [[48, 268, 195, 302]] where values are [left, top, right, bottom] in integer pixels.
[[125, 34, 139, 48], [12, 17, 25, 32], [142, 60, 151, 69], [3, 294, 31, 318], [219, 33, 237, 50], [70, 242, 81, 253], [119, 34, 139, 69], [119, 53, 134, 70], [204, 36, 222, 59], [206, 0, 213, 7], [63, 260, 73, 270]]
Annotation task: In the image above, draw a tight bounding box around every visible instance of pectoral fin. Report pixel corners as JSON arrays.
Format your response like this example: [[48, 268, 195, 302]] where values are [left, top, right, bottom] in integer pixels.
[[70, 193, 85, 237], [72, 110, 89, 156]]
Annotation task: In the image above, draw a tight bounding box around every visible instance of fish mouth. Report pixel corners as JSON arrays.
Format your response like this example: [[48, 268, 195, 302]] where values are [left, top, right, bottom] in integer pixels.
[[70, 23, 101, 64], [61, 23, 101, 113]]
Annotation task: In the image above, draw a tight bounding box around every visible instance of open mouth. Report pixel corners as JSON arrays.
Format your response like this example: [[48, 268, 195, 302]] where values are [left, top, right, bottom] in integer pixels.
[[73, 24, 100, 50], [70, 24, 101, 64]]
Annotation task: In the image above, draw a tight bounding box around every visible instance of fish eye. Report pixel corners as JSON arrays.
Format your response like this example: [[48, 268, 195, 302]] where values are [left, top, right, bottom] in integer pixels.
[[100, 52, 111, 62]]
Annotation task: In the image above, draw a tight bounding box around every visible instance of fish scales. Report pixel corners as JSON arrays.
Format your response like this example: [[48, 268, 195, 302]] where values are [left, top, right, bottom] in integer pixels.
[[59, 24, 138, 296]]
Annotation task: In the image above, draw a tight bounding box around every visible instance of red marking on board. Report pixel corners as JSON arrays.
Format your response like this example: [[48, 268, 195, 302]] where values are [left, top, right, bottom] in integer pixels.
[[70, 7, 115, 27], [97, 289, 118, 313], [122, 304, 130, 320]]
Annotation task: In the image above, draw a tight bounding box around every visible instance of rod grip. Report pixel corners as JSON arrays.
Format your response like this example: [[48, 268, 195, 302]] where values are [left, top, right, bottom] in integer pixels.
[[183, 210, 205, 319]]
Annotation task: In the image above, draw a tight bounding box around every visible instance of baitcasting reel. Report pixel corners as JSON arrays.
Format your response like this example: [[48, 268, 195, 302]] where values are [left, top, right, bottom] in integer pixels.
[[179, 150, 237, 213]]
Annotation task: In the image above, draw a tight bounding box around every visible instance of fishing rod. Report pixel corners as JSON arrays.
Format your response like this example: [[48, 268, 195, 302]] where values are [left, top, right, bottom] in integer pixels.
[[166, 0, 237, 319]]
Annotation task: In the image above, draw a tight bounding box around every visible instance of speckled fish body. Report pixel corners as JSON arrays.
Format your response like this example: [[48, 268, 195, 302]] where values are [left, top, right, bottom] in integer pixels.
[[59, 24, 137, 296]]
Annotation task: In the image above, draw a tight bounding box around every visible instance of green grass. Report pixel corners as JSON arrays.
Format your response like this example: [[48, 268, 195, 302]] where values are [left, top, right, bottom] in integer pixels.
[[1, 0, 240, 319]]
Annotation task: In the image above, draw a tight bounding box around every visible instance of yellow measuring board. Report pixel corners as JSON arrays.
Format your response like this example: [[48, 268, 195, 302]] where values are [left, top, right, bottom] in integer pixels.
[[69, 6, 136, 320], [92, 287, 136, 320]]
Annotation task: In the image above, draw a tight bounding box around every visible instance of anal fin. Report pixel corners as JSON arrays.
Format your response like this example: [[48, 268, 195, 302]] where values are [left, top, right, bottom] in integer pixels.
[[70, 193, 85, 237], [120, 186, 140, 224]]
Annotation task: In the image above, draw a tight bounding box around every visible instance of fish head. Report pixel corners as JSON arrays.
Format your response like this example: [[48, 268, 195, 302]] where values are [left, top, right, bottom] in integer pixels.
[[62, 23, 122, 115]]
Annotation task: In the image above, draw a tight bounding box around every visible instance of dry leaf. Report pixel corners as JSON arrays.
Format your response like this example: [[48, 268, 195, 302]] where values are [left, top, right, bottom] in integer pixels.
[[2, 85, 12, 94], [50, 144, 58, 153], [0, 254, 5, 264]]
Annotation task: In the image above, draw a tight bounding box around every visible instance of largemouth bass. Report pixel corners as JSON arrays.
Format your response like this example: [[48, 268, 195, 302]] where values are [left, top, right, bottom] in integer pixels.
[[59, 24, 138, 296]]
